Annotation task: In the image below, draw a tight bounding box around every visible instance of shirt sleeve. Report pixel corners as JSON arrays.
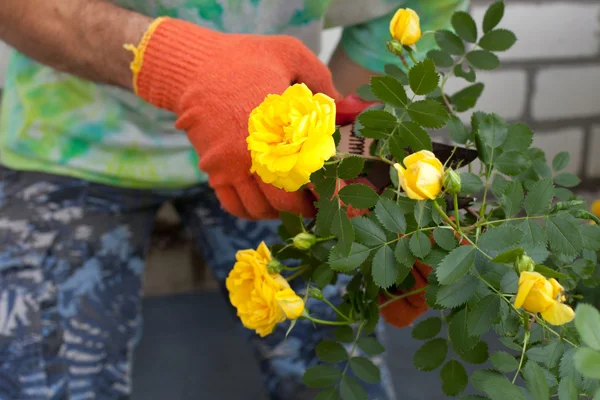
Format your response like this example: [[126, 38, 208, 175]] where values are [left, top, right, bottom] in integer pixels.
[[340, 0, 470, 74]]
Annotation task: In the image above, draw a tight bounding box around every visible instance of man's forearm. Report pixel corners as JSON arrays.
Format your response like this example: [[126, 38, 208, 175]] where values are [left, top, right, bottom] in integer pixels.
[[0, 0, 152, 89]]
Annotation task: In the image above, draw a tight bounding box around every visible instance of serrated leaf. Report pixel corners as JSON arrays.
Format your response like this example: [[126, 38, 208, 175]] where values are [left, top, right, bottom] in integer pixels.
[[479, 29, 517, 52], [558, 377, 578, 400], [554, 173, 581, 188], [436, 29, 465, 55], [357, 110, 397, 139], [372, 245, 397, 288], [331, 208, 354, 256], [449, 308, 478, 353], [437, 246, 475, 284], [316, 340, 348, 363], [452, 11, 478, 42], [398, 121, 433, 151], [370, 76, 408, 108], [428, 49, 454, 68], [407, 100, 448, 129], [492, 248, 524, 264], [479, 113, 508, 148], [389, 131, 408, 161], [552, 152, 570, 172], [500, 270, 519, 293], [441, 360, 468, 396], [467, 50, 500, 70], [413, 338, 448, 371], [433, 227, 457, 251], [529, 147, 552, 179], [394, 237, 416, 268], [448, 115, 470, 144], [409, 59, 440, 95], [384, 64, 408, 85], [545, 340, 566, 369], [303, 365, 341, 388], [329, 242, 371, 272], [491, 351, 518, 372], [356, 84, 378, 102], [525, 178, 555, 215], [313, 264, 335, 289], [454, 63, 477, 83], [352, 217, 386, 246], [483, 1, 505, 33], [468, 295, 501, 336], [315, 388, 339, 400], [504, 123, 534, 152], [412, 317, 443, 340], [460, 172, 484, 195], [523, 361, 550, 400], [452, 83, 485, 112], [414, 200, 432, 227], [492, 174, 509, 199], [501, 181, 524, 217], [479, 225, 524, 252], [575, 303, 600, 350], [374, 198, 406, 234], [280, 211, 304, 236], [334, 326, 354, 343], [340, 375, 368, 400], [495, 151, 531, 176], [350, 357, 380, 383], [471, 369, 525, 400], [357, 337, 385, 356], [533, 264, 569, 280], [410, 231, 432, 258], [459, 341, 489, 365], [545, 215, 583, 256], [437, 275, 479, 308], [339, 184, 379, 209], [338, 157, 365, 180]]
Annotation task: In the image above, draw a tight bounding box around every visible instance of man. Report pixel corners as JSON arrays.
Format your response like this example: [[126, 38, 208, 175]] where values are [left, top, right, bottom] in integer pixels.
[[0, 0, 466, 398]]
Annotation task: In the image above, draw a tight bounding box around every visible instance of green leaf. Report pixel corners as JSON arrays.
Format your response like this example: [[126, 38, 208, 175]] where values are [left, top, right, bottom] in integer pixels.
[[340, 376, 368, 400], [459, 397, 489, 400], [471, 369, 525, 400], [449, 308, 478, 352], [501, 181, 524, 217], [389, 131, 407, 162], [491, 248, 524, 264], [372, 245, 397, 289], [410, 231, 432, 258], [500, 270, 519, 293], [350, 357, 380, 383], [491, 351, 518, 372], [495, 151, 531, 176], [280, 211, 304, 236], [314, 388, 339, 400], [412, 317, 443, 340], [431, 198, 447, 225], [552, 152, 570, 172], [436, 30, 466, 55], [448, 115, 470, 144], [458, 341, 489, 365], [525, 178, 555, 215], [334, 326, 354, 343], [358, 110, 397, 139], [329, 243, 371, 272], [357, 337, 385, 356], [339, 184, 379, 209], [395, 237, 416, 268], [454, 63, 477, 83], [504, 123, 534, 152], [413, 338, 448, 371], [529, 148, 552, 178], [558, 377, 578, 400], [428, 49, 454, 68], [441, 359, 468, 396], [317, 340, 348, 363], [479, 225, 524, 252], [352, 217, 386, 246], [414, 200, 432, 227], [313, 264, 335, 289], [374, 198, 407, 234], [338, 156, 365, 180], [370, 76, 408, 108], [452, 11, 478, 42], [575, 303, 600, 350], [554, 173, 581, 188], [409, 59, 440, 95], [437, 246, 476, 284], [303, 365, 341, 388], [479, 29, 517, 52], [479, 113, 508, 148], [483, 1, 505, 33], [545, 215, 583, 256], [437, 275, 479, 308], [356, 84, 378, 102], [384, 64, 408, 85], [533, 264, 569, 280], [331, 209, 354, 255], [467, 50, 500, 70], [433, 227, 457, 251], [407, 100, 448, 129], [460, 172, 484, 195], [398, 121, 433, 151], [452, 83, 485, 112], [492, 174, 509, 199], [523, 361, 550, 400], [468, 295, 501, 336]]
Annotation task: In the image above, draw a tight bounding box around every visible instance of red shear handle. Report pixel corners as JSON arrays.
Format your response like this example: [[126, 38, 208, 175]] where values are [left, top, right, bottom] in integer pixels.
[[335, 93, 379, 126]]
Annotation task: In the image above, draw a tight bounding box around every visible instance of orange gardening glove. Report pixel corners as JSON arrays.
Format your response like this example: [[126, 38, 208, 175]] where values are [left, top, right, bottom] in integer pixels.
[[129, 18, 342, 220]]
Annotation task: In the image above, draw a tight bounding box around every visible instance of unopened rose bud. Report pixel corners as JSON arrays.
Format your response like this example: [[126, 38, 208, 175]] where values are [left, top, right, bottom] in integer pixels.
[[389, 8, 422, 45], [267, 259, 284, 274], [293, 232, 317, 251], [443, 169, 461, 195], [515, 255, 535, 274], [387, 40, 404, 56], [307, 287, 324, 300]]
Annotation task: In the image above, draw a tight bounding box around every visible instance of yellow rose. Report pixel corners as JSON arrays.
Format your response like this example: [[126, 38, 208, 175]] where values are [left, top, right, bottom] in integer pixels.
[[225, 242, 305, 337], [591, 200, 600, 218], [514, 271, 575, 326], [394, 150, 443, 200], [389, 8, 422, 46], [247, 83, 337, 192]]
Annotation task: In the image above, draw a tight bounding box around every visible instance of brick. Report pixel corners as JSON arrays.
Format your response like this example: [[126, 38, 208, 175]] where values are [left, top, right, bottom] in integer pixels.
[[471, 2, 600, 61], [532, 127, 584, 175], [445, 70, 527, 121], [533, 66, 600, 120], [586, 125, 600, 178]]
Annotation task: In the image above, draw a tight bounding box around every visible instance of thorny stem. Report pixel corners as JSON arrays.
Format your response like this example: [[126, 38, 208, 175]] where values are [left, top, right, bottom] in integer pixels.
[[512, 330, 530, 384]]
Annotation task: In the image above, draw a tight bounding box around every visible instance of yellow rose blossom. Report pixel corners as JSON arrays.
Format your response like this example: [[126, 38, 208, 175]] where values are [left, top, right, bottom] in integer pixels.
[[591, 200, 600, 218], [225, 242, 305, 337], [394, 150, 443, 200], [247, 83, 337, 192], [514, 271, 575, 326], [389, 8, 422, 46]]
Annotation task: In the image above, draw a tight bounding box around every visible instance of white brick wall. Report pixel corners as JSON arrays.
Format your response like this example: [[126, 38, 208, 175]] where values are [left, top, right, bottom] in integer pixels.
[[532, 127, 585, 175]]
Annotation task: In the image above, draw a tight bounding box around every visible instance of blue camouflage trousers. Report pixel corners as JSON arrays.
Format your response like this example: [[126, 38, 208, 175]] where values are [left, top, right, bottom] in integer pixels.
[[0, 166, 395, 400]]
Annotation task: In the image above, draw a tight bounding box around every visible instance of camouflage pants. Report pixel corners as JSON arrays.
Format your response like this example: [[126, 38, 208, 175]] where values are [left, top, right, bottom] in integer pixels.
[[0, 166, 394, 400]]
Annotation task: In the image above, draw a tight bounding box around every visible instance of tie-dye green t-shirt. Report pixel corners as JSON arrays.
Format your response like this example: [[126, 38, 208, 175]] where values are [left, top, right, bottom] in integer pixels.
[[0, 0, 467, 189]]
